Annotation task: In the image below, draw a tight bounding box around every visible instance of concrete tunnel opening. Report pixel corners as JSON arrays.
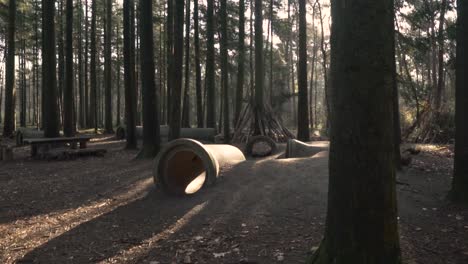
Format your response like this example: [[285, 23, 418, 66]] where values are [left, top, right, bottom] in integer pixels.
[[163, 149, 207, 195], [154, 139, 246, 196]]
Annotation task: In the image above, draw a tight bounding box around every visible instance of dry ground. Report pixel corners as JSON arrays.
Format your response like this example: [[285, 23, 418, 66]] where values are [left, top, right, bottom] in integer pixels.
[[0, 136, 467, 263]]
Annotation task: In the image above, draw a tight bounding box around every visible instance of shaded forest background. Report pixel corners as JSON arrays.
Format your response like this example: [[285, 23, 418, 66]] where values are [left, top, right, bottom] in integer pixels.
[[0, 0, 459, 143]]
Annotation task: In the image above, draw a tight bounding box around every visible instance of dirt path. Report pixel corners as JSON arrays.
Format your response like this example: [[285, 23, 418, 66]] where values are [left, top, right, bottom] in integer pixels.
[[0, 139, 467, 263]]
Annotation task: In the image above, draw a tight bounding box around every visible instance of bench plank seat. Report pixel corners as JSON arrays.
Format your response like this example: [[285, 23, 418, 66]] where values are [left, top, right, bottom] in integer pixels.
[[25, 136, 93, 157], [24, 136, 92, 144]]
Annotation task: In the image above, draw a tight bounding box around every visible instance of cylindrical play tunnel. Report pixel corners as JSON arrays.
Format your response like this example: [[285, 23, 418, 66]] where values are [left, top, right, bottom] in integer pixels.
[[116, 126, 216, 143], [153, 139, 246, 195]]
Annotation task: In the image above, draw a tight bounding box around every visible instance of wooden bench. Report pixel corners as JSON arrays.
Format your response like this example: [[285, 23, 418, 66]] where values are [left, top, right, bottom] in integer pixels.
[[24, 136, 92, 158]]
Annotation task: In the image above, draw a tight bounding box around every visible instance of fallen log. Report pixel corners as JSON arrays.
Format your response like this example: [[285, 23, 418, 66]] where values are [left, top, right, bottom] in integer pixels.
[[15, 128, 45, 146], [284, 139, 325, 159], [153, 139, 246, 195], [115, 126, 216, 142]]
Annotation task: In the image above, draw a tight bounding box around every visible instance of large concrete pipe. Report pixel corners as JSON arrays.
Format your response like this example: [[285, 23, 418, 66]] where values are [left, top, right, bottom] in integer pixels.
[[285, 139, 325, 158], [116, 126, 216, 143], [115, 126, 169, 140], [153, 139, 246, 195], [15, 128, 46, 146], [245, 135, 277, 157]]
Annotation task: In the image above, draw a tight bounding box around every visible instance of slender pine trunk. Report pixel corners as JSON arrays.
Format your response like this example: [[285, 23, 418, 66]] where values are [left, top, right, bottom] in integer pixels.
[[194, 0, 203, 128], [64, 0, 75, 137], [297, 0, 310, 141], [205, 0, 215, 129], [234, 0, 245, 127], [104, 0, 114, 133]]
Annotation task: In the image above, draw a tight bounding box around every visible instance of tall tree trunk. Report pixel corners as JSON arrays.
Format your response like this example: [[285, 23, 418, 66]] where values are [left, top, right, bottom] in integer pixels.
[[83, 0, 89, 128], [249, 0, 254, 98], [393, 32, 402, 170], [451, 0, 468, 204], [269, 0, 273, 106], [90, 0, 97, 131], [34, 0, 40, 128], [285, 0, 292, 124], [42, 0, 60, 137], [194, 0, 203, 128], [159, 13, 166, 124], [20, 33, 26, 128], [220, 0, 230, 142], [166, 0, 174, 125], [317, 1, 329, 133], [78, 0, 84, 129], [289, 5, 297, 126], [135, 4, 142, 126], [234, 0, 245, 127], [253, 0, 263, 135], [297, 0, 309, 141], [64, 0, 75, 137], [0, 69, 3, 126], [309, 10, 317, 131], [123, 0, 137, 148], [169, 0, 184, 140], [138, 0, 160, 158], [205, 0, 215, 129], [116, 20, 121, 126], [58, 0, 65, 127], [181, 0, 191, 128], [434, 0, 448, 113], [104, 0, 114, 133], [309, 0, 401, 262], [19, 36, 25, 128]]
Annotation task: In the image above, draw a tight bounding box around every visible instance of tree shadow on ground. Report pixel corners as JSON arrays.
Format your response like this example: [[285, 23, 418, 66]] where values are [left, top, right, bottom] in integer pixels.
[[18, 187, 213, 263], [18, 156, 329, 263], [0, 141, 147, 224]]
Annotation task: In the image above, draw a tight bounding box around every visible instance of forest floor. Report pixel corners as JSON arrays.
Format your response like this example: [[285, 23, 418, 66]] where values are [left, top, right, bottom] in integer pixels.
[[0, 135, 467, 264]]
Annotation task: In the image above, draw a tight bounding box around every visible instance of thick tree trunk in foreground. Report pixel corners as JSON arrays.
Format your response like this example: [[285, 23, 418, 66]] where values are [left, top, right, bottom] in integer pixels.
[[104, 0, 114, 133], [309, 0, 401, 263], [297, 0, 310, 141], [205, 0, 215, 129], [123, 0, 137, 149], [3, 0, 16, 137], [168, 0, 184, 140], [451, 0, 468, 204], [42, 0, 60, 138], [138, 0, 160, 158], [253, 0, 263, 135], [64, 0, 75, 137]]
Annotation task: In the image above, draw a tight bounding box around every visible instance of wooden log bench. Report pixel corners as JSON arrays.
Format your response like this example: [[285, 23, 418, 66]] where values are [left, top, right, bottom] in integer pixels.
[[23, 136, 92, 158]]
